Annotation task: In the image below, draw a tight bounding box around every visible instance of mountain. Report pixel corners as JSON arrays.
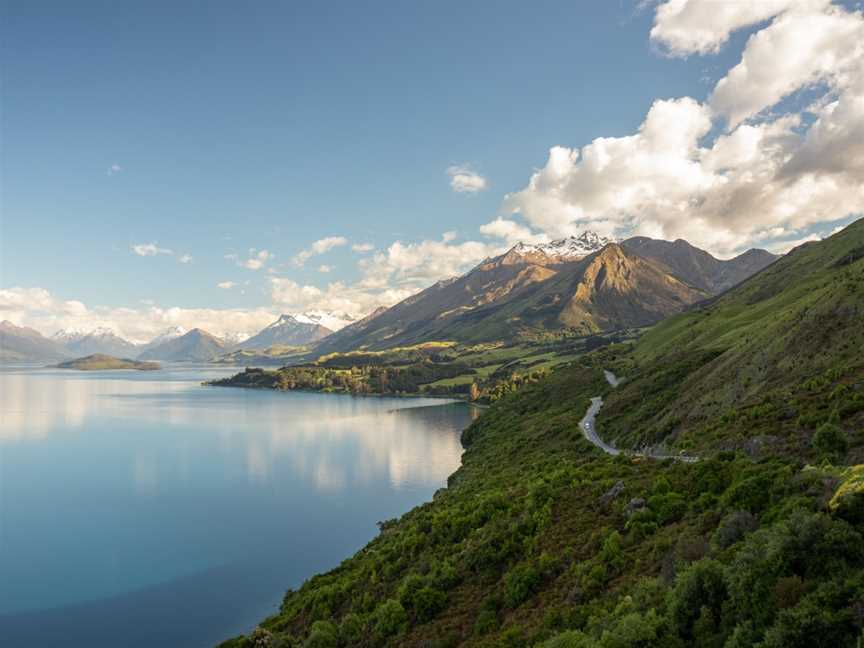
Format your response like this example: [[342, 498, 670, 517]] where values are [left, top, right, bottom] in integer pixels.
[[137, 328, 227, 362], [219, 331, 250, 347], [312, 232, 765, 354], [241, 314, 334, 350], [0, 320, 72, 362], [312, 233, 778, 355], [137, 326, 187, 355], [621, 237, 777, 293], [57, 326, 139, 357]]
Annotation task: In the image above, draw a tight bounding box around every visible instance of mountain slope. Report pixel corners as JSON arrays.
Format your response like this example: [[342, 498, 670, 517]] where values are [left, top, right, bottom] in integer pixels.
[[621, 237, 777, 293], [61, 327, 139, 357], [0, 321, 72, 362], [137, 328, 226, 362], [600, 218, 864, 457], [242, 314, 333, 350]]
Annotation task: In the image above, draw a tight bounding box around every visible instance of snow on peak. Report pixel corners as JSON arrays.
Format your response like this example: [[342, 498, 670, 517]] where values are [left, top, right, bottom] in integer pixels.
[[147, 326, 188, 345], [52, 328, 88, 342], [294, 311, 356, 331], [511, 231, 615, 260], [220, 331, 250, 345]]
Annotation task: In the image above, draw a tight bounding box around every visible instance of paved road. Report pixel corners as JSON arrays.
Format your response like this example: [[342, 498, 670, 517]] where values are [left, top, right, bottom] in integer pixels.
[[578, 370, 698, 463]]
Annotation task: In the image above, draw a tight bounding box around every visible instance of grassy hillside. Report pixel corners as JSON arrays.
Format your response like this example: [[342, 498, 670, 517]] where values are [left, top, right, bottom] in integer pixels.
[[599, 219, 864, 460]]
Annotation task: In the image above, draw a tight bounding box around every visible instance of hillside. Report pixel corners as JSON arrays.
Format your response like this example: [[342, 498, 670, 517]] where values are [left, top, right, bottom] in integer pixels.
[[137, 328, 227, 362], [600, 218, 864, 460], [312, 235, 772, 355], [56, 354, 160, 371], [0, 320, 71, 362], [219, 366, 864, 648]]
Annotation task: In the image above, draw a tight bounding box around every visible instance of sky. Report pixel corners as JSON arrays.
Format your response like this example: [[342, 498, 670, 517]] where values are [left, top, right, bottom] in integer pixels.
[[1, 0, 863, 341]]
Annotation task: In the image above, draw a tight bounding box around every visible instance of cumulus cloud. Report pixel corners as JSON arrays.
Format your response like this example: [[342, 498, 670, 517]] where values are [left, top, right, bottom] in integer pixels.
[[292, 236, 348, 267], [479, 217, 549, 247], [178, 254, 193, 264], [217, 281, 236, 289], [447, 165, 488, 193], [357, 233, 501, 292], [317, 265, 332, 273], [237, 248, 272, 270], [107, 163, 122, 176], [498, 0, 864, 256], [351, 242, 374, 253], [270, 278, 414, 319], [649, 0, 807, 56], [132, 242, 173, 257]]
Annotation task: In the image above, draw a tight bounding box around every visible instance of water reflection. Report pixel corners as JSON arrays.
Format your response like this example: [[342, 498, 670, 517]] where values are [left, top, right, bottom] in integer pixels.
[[0, 367, 475, 647]]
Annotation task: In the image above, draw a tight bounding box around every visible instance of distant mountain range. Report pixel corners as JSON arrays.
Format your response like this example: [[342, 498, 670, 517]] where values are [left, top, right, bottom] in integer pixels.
[[312, 233, 777, 354], [53, 326, 139, 358], [0, 235, 777, 363]]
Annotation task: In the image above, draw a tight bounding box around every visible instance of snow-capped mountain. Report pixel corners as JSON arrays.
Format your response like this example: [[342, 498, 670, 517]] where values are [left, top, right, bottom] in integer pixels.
[[241, 314, 334, 350], [510, 231, 616, 261], [294, 310, 356, 332], [59, 326, 139, 357]]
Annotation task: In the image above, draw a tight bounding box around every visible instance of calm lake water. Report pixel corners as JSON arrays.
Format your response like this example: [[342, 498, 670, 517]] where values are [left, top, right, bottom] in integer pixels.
[[0, 365, 476, 647]]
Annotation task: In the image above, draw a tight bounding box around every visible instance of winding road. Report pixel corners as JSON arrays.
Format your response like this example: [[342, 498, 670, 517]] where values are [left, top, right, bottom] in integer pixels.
[[579, 370, 698, 463]]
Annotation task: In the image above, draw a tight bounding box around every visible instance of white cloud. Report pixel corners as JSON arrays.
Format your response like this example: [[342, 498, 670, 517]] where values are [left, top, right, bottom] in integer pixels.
[[649, 0, 809, 56], [351, 243, 374, 253], [447, 165, 488, 193], [292, 236, 348, 267], [178, 254, 193, 264], [479, 217, 549, 247], [132, 242, 173, 257], [498, 0, 864, 257], [107, 163, 122, 176], [317, 265, 332, 273], [270, 278, 414, 319], [357, 233, 501, 292], [217, 281, 236, 289], [239, 248, 273, 270]]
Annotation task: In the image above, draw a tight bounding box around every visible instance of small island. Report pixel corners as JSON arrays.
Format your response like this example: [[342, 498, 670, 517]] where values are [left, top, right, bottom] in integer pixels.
[[56, 354, 161, 371]]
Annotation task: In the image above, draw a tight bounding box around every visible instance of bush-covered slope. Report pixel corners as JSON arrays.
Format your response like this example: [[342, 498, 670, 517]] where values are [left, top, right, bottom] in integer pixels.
[[600, 219, 864, 459], [219, 357, 864, 648]]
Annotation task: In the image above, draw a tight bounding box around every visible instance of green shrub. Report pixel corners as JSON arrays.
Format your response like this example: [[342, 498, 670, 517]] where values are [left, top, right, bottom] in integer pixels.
[[812, 423, 848, 459], [373, 599, 407, 637], [504, 564, 541, 608]]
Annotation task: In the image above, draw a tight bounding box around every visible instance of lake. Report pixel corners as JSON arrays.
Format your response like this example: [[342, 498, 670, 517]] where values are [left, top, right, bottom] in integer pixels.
[[0, 365, 476, 647]]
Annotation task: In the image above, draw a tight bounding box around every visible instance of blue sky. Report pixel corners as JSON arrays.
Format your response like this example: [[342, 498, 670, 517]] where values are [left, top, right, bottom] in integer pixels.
[[2, 0, 862, 339]]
